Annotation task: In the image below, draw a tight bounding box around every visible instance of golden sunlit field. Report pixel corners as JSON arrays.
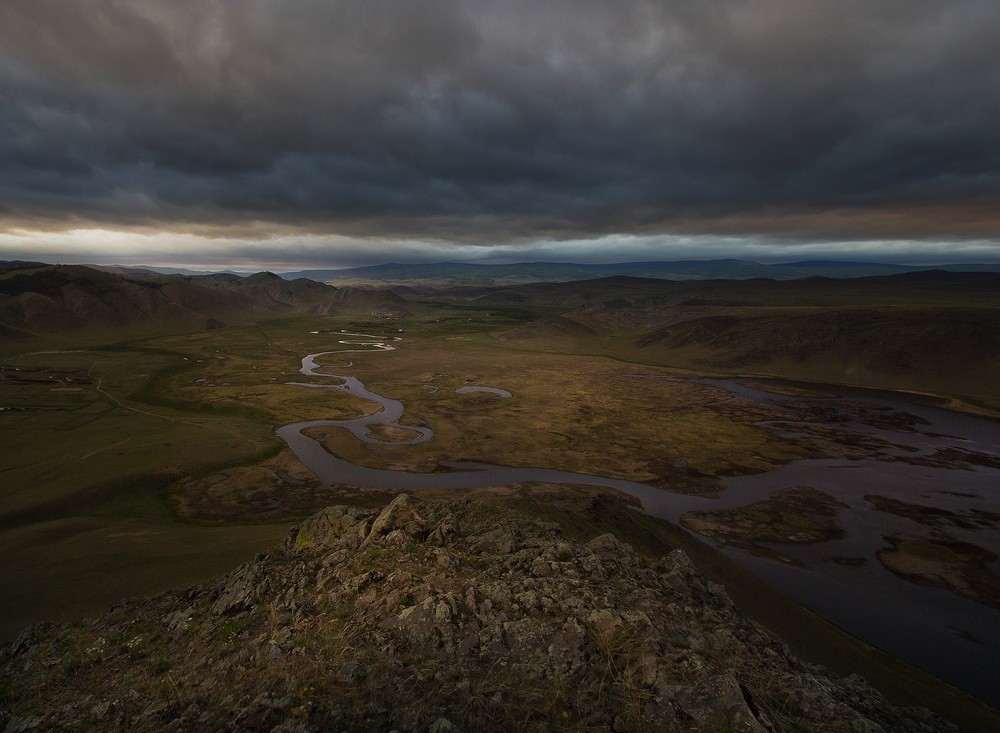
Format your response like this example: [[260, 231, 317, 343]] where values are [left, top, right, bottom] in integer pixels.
[[0, 301, 807, 636], [3, 293, 1000, 733], [4, 281, 1000, 640]]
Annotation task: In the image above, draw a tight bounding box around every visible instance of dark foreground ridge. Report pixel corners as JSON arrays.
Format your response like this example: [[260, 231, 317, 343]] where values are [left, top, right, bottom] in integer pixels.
[[0, 490, 966, 732]]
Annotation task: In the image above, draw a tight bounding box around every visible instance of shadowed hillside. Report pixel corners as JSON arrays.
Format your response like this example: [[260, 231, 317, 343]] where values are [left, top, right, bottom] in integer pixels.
[[329, 285, 412, 317], [0, 264, 409, 347], [471, 271, 1000, 309], [480, 272, 1000, 409], [632, 307, 1000, 387], [0, 265, 229, 336], [280, 260, 1000, 287], [4, 489, 994, 732]]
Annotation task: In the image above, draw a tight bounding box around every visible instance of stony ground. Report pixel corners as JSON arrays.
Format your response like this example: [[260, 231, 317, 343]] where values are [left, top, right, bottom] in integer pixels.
[[1, 489, 958, 732]]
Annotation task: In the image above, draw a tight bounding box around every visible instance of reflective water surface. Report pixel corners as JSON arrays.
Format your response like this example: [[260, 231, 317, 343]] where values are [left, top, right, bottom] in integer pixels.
[[277, 337, 1000, 704]]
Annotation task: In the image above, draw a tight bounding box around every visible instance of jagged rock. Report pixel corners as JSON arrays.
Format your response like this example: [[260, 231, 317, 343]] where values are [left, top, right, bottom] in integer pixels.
[[587, 532, 634, 557], [434, 548, 459, 570], [364, 494, 429, 544], [672, 673, 767, 732], [212, 559, 271, 615], [426, 513, 459, 546], [288, 505, 376, 550], [4, 717, 42, 733], [165, 606, 196, 632], [0, 623, 53, 664], [468, 525, 518, 554], [0, 491, 968, 733], [547, 618, 587, 674]]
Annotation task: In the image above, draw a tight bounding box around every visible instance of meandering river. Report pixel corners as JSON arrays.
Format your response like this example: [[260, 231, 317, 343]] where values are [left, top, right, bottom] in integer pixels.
[[276, 334, 1000, 705]]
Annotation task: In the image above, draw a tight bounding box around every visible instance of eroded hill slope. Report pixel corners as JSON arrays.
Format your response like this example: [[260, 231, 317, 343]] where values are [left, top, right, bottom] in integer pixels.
[[0, 265, 408, 344]]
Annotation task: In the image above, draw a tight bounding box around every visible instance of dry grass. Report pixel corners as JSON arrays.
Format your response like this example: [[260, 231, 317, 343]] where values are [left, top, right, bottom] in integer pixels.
[[300, 340, 804, 485]]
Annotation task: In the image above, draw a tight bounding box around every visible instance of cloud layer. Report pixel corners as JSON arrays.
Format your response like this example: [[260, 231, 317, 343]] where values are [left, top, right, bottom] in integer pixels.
[[1, 1, 998, 263]]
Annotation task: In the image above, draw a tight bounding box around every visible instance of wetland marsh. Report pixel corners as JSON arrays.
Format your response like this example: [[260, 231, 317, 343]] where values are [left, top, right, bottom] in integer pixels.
[[3, 300, 999, 709], [273, 334, 1000, 705]]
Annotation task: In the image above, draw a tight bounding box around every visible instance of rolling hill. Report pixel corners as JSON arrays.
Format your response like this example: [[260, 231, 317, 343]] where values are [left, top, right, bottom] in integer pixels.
[[280, 259, 1000, 286], [466, 271, 1000, 309], [0, 264, 403, 344], [482, 271, 1000, 406]]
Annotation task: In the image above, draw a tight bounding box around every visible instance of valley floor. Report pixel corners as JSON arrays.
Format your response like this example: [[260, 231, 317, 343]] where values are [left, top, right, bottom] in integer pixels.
[[2, 305, 999, 730]]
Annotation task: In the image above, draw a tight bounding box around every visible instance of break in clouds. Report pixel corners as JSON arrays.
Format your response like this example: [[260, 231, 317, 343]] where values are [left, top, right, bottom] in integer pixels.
[[1, 0, 999, 264]]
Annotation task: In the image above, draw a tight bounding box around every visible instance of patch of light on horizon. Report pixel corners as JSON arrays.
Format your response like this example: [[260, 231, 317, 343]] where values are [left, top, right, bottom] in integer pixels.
[[1, 228, 998, 269]]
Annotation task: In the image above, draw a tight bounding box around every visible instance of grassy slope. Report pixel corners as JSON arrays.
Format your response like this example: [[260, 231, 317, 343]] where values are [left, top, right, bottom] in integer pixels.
[[623, 307, 1000, 410], [0, 265, 346, 353], [482, 273, 1000, 415], [0, 345, 293, 637], [0, 306, 549, 637]]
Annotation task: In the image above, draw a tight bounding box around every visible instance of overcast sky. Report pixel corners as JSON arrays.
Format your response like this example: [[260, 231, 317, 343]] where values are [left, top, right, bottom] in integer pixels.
[[1, 1, 998, 269]]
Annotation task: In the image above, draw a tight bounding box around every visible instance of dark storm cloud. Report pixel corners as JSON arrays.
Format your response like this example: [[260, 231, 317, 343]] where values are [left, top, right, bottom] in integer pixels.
[[1, 0, 999, 244]]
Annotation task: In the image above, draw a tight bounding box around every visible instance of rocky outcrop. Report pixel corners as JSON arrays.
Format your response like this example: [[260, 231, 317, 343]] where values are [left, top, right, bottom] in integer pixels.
[[0, 490, 958, 732]]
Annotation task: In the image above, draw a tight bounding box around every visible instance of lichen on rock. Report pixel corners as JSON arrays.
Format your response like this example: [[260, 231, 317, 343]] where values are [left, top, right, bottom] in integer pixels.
[[0, 489, 963, 732]]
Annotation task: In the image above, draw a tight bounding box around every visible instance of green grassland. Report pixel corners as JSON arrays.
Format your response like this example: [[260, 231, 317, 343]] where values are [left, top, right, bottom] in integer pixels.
[[4, 288, 999, 638], [0, 300, 806, 636], [0, 347, 289, 637], [0, 304, 564, 636], [3, 296, 999, 727], [304, 338, 804, 483]]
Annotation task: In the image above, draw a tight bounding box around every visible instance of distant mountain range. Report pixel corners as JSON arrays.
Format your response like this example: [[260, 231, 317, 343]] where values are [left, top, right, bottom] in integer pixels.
[[278, 259, 1000, 286], [0, 264, 407, 341], [477, 269, 1000, 402], [88, 265, 256, 277], [463, 269, 1000, 308], [9, 259, 1000, 287], [5, 258, 1000, 346]]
